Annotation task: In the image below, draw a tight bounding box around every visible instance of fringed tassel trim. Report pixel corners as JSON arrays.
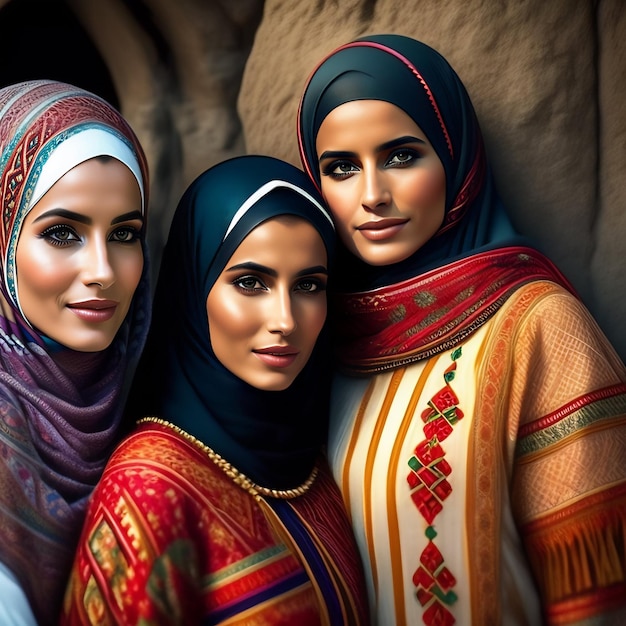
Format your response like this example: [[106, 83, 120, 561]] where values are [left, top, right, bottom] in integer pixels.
[[522, 483, 626, 622]]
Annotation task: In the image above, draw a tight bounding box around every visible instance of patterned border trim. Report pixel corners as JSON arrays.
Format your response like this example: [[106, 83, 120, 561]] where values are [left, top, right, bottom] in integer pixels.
[[516, 386, 626, 457]]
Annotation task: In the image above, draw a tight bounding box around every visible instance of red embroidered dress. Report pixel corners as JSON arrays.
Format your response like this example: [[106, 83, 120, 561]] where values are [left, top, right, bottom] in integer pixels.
[[62, 421, 369, 625]]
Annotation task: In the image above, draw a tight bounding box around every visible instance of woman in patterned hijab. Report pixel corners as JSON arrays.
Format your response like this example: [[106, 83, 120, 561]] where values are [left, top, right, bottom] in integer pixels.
[[0, 80, 149, 625]]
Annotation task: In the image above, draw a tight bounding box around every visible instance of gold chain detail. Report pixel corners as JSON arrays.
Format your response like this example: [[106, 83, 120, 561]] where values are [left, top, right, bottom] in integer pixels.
[[137, 416, 318, 500]]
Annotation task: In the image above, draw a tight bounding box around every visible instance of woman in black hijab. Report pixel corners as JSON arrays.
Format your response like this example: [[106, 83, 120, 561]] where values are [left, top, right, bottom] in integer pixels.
[[298, 34, 626, 625], [62, 155, 370, 625]]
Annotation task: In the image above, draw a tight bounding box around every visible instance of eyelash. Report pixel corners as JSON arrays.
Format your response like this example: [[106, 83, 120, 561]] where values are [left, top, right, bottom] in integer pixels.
[[321, 148, 421, 180], [233, 275, 266, 293], [232, 275, 327, 295], [39, 224, 142, 247], [40, 225, 79, 247], [111, 226, 142, 244], [295, 278, 327, 294], [387, 148, 419, 168]]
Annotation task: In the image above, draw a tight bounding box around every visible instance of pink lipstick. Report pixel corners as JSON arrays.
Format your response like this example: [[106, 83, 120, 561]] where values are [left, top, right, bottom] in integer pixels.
[[253, 346, 299, 368], [357, 218, 408, 241], [67, 299, 118, 322]]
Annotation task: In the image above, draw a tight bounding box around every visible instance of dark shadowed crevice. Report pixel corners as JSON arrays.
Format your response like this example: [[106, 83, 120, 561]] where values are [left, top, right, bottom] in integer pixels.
[[589, 0, 601, 239], [359, 0, 377, 23], [0, 0, 118, 107]]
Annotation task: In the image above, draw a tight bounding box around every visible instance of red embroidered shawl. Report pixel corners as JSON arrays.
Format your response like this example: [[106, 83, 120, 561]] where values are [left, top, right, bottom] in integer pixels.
[[332, 246, 575, 373]]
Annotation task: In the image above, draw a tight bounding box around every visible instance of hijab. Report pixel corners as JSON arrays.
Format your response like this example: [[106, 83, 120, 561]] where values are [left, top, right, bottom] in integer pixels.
[[0, 80, 150, 623], [297, 35, 574, 372], [128, 155, 335, 491], [297, 33, 526, 291]]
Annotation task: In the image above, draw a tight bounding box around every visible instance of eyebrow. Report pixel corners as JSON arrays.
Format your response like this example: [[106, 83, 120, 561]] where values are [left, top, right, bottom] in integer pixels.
[[297, 265, 328, 277], [318, 135, 426, 162], [378, 135, 426, 151], [32, 208, 143, 226], [112, 210, 143, 225], [225, 261, 328, 277]]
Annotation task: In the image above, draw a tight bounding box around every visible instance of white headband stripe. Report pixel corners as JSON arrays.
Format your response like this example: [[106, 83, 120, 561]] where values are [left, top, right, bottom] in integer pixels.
[[224, 179, 333, 240], [29, 127, 145, 212]]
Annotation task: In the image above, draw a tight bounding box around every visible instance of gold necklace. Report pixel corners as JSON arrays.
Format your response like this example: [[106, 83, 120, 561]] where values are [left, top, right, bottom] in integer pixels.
[[137, 417, 318, 500]]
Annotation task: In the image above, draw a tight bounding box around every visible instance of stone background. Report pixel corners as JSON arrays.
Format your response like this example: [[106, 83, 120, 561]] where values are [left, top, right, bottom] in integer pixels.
[[1, 0, 624, 361]]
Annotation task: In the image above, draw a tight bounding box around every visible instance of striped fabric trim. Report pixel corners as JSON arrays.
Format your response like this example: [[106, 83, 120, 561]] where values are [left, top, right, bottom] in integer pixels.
[[264, 497, 345, 624], [516, 384, 626, 456], [206, 546, 310, 624]]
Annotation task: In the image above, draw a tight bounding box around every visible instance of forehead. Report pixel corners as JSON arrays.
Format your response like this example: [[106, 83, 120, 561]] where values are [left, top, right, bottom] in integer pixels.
[[316, 100, 427, 148], [226, 217, 326, 266], [22, 158, 142, 223]]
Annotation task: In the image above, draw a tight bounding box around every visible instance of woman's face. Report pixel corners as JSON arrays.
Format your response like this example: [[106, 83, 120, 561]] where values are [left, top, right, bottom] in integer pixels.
[[316, 99, 446, 266], [206, 215, 328, 391], [16, 157, 144, 352]]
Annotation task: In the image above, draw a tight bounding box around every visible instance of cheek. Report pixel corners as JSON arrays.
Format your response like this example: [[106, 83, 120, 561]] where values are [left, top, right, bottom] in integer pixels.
[[321, 180, 353, 222], [215, 297, 253, 332], [321, 188, 355, 247], [300, 299, 327, 347], [206, 289, 254, 353], [208, 307, 235, 346], [16, 243, 70, 296], [406, 168, 446, 211], [118, 249, 145, 295]]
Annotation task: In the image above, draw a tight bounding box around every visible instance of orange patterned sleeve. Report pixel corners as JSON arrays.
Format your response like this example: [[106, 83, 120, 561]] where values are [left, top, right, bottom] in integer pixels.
[[508, 284, 626, 624]]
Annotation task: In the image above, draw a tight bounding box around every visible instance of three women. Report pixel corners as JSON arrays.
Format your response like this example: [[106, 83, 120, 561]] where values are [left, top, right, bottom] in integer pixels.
[[14, 32, 623, 626]]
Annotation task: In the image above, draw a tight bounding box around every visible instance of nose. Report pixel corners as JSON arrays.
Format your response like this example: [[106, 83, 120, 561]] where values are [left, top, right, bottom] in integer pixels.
[[361, 165, 390, 212], [82, 238, 115, 289], [269, 287, 297, 336]]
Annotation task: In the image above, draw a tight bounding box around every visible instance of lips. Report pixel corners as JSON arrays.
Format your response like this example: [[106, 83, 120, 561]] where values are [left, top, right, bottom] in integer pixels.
[[357, 218, 408, 241], [253, 346, 300, 368], [67, 299, 118, 322]]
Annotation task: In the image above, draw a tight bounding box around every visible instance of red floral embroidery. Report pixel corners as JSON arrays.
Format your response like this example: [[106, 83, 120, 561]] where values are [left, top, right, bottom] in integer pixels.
[[407, 348, 462, 625]]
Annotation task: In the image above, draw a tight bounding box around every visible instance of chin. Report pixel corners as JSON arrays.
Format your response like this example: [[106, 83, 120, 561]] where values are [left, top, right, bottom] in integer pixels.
[[65, 341, 114, 353], [248, 375, 297, 392], [359, 251, 415, 267], [352, 242, 419, 267], [59, 332, 118, 353]]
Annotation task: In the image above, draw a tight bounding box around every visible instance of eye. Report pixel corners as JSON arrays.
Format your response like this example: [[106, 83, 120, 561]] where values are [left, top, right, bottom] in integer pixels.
[[321, 160, 359, 179], [232, 274, 267, 294], [295, 278, 326, 294], [40, 225, 80, 247], [110, 226, 141, 243], [386, 149, 419, 168]]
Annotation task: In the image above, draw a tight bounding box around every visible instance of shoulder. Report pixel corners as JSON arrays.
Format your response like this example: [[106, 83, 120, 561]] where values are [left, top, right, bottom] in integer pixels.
[[498, 280, 623, 373], [482, 280, 626, 430], [91, 422, 207, 509], [98, 421, 265, 516]]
